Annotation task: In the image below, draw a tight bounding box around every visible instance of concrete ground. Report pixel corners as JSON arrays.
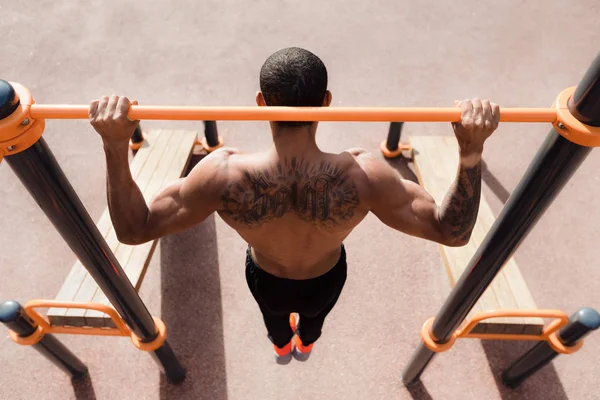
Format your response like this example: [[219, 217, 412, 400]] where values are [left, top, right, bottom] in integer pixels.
[[1, 1, 599, 399]]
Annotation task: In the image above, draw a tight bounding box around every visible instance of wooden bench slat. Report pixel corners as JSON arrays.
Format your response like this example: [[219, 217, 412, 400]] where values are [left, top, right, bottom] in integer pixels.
[[441, 136, 541, 334], [83, 131, 189, 326], [409, 135, 543, 335], [414, 136, 515, 333], [47, 131, 166, 324], [63, 130, 173, 325], [84, 130, 197, 326], [436, 136, 516, 334], [121, 130, 197, 284], [48, 130, 196, 327], [472, 197, 525, 334], [411, 140, 486, 330], [502, 259, 544, 335]]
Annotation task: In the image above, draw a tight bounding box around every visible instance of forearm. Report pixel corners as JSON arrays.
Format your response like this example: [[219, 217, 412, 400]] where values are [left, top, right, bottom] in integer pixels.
[[438, 151, 482, 245], [103, 141, 150, 243]]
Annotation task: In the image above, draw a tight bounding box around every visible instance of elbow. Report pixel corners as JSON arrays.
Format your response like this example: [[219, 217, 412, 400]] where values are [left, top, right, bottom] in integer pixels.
[[440, 231, 472, 247], [115, 230, 146, 246]]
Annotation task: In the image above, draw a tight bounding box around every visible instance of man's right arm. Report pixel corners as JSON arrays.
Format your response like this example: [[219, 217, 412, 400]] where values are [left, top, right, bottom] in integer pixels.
[[365, 98, 499, 246], [364, 154, 480, 246]]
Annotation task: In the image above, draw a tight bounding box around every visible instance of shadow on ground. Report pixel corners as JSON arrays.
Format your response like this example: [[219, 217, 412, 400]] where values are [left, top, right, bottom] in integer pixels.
[[159, 213, 228, 400], [72, 374, 97, 400], [481, 160, 511, 205], [387, 155, 511, 206], [481, 340, 567, 400], [406, 381, 433, 400]]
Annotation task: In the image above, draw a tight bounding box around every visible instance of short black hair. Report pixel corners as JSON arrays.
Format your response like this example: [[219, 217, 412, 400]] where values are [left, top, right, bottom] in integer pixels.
[[259, 47, 328, 128]]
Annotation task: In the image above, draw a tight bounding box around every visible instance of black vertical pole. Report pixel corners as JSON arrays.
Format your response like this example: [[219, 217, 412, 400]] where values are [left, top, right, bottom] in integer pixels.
[[130, 125, 145, 156], [131, 125, 144, 144], [204, 120, 219, 148], [0, 91, 185, 383], [569, 54, 600, 127], [0, 301, 88, 379], [385, 122, 404, 152], [502, 307, 600, 388], [402, 53, 600, 386]]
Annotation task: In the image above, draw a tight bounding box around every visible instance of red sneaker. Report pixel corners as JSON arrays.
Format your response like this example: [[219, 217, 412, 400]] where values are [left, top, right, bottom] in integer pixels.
[[273, 341, 292, 365], [289, 313, 313, 361]]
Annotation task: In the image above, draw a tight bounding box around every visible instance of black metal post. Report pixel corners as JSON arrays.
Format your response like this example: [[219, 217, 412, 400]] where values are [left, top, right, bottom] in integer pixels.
[[402, 54, 600, 386], [2, 136, 185, 383], [204, 120, 219, 148], [131, 125, 144, 144], [502, 307, 600, 388], [129, 125, 145, 156], [568, 54, 600, 126], [0, 300, 88, 379], [385, 122, 404, 151]]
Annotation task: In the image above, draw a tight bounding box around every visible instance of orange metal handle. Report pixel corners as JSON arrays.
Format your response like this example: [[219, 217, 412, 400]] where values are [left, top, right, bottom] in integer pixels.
[[9, 300, 167, 352], [23, 300, 130, 337], [457, 309, 569, 341], [420, 309, 584, 355], [28, 104, 558, 123]]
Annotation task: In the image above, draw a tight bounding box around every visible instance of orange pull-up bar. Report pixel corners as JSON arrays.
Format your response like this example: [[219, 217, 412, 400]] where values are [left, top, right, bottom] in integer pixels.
[[29, 104, 558, 123]]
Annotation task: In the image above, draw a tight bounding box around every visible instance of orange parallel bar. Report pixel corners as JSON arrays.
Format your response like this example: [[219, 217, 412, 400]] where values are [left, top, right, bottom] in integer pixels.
[[28, 105, 558, 123]]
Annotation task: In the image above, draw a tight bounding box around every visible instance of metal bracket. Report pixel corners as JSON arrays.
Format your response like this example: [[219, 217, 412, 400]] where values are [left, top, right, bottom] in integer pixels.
[[420, 309, 584, 355], [9, 299, 167, 352], [554, 87, 600, 147]]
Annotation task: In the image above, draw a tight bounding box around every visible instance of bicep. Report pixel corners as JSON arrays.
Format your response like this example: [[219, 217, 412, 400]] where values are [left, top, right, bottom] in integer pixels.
[[143, 179, 204, 237], [367, 162, 444, 243], [142, 151, 229, 240]]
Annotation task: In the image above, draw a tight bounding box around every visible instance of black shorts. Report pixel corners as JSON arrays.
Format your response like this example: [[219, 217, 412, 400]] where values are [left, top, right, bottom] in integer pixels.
[[245, 245, 347, 347]]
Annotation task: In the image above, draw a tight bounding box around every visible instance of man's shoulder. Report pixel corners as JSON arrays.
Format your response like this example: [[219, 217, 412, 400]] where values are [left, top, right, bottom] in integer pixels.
[[199, 147, 252, 172], [341, 147, 384, 175], [207, 146, 243, 160], [343, 147, 371, 158], [186, 147, 242, 188]]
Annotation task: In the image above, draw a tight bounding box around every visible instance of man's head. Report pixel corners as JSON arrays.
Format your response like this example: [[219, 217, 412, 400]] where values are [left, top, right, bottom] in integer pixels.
[[257, 47, 331, 128]]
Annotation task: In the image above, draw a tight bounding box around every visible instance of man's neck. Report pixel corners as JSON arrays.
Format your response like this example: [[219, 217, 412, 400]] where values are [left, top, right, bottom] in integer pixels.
[[270, 123, 320, 156]]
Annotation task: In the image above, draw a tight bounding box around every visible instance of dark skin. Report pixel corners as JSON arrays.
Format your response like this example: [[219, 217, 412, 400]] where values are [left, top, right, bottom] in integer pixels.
[[90, 93, 499, 279]]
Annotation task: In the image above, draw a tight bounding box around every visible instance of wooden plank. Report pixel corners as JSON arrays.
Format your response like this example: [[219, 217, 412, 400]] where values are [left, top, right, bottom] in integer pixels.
[[472, 196, 525, 334], [410, 139, 484, 329], [409, 135, 543, 335], [435, 136, 512, 334], [444, 135, 541, 334], [83, 131, 187, 326], [122, 131, 197, 283], [502, 258, 544, 335], [64, 130, 171, 325], [50, 131, 168, 326], [47, 131, 164, 325], [84, 131, 197, 326], [415, 136, 518, 332]]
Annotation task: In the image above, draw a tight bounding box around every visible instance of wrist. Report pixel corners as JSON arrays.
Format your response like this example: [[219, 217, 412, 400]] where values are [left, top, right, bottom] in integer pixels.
[[103, 138, 130, 152], [459, 151, 482, 167]]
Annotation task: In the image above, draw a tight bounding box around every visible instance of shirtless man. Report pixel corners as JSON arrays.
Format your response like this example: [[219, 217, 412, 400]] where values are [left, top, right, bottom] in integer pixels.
[[89, 47, 499, 365]]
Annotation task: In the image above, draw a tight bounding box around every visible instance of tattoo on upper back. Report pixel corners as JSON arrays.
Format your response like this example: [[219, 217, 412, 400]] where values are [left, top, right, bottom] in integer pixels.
[[439, 163, 482, 242], [221, 157, 360, 227]]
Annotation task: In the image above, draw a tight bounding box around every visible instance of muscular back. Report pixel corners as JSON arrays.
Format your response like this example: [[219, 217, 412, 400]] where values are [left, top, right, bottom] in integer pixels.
[[217, 150, 371, 278], [94, 95, 492, 282]]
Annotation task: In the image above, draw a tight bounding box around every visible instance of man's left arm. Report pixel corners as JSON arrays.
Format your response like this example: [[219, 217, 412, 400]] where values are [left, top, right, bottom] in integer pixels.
[[90, 95, 225, 245]]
